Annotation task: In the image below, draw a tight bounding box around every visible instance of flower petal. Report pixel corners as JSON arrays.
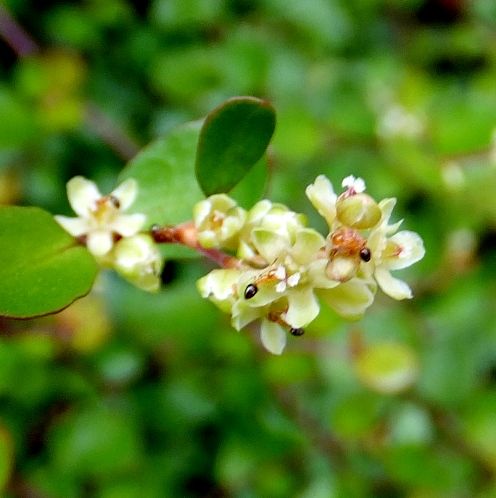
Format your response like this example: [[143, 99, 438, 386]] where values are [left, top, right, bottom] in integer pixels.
[[197, 269, 241, 313], [307, 259, 340, 289], [54, 215, 90, 237], [378, 198, 396, 225], [262, 205, 306, 241], [193, 199, 213, 227], [221, 211, 245, 240], [319, 278, 376, 319], [305, 175, 337, 227], [232, 300, 263, 330], [386, 231, 425, 270], [260, 319, 287, 355], [67, 176, 101, 217], [375, 267, 413, 300], [113, 235, 163, 292], [251, 228, 288, 263], [87, 230, 114, 256], [243, 280, 280, 307], [197, 269, 240, 301], [197, 230, 218, 249], [111, 213, 146, 237], [291, 228, 326, 265], [285, 286, 320, 328], [111, 178, 138, 211], [247, 199, 272, 224]]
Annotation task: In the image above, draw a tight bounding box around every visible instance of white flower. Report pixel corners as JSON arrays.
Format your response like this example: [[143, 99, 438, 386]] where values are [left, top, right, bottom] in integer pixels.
[[367, 199, 425, 300], [112, 234, 163, 292], [193, 194, 246, 250], [238, 200, 307, 260], [55, 176, 146, 257]]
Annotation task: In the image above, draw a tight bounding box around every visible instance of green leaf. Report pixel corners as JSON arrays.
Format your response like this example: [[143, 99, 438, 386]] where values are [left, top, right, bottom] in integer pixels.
[[195, 96, 276, 196], [120, 120, 204, 226], [0, 206, 98, 318], [229, 156, 269, 209], [119, 120, 205, 259], [49, 405, 142, 477]]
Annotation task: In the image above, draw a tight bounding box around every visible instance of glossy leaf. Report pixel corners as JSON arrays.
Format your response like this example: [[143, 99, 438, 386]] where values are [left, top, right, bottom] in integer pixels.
[[195, 96, 276, 196], [119, 121, 205, 258], [119, 121, 204, 226], [229, 156, 268, 208], [0, 206, 98, 318]]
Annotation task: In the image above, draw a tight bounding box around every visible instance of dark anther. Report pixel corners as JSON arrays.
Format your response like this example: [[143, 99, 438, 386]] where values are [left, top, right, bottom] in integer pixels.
[[244, 284, 258, 299], [359, 247, 371, 262], [290, 327, 305, 336], [109, 195, 120, 208]]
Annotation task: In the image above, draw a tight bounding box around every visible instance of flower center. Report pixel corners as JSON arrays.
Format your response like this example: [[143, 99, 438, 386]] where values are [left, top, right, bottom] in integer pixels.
[[329, 227, 367, 259], [92, 196, 120, 225], [209, 210, 225, 229]]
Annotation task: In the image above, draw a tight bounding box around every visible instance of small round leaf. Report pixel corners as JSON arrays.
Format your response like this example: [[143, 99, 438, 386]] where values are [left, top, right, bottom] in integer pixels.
[[196, 96, 275, 196], [0, 206, 98, 318]]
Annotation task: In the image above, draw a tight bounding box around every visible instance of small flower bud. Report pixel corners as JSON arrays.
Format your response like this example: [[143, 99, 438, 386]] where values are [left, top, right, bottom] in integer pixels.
[[112, 234, 163, 292], [194, 194, 246, 250], [336, 193, 381, 229]]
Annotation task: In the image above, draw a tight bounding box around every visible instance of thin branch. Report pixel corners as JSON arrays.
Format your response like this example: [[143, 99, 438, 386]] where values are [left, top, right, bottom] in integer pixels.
[[151, 222, 242, 269], [85, 104, 140, 161], [0, 4, 38, 56]]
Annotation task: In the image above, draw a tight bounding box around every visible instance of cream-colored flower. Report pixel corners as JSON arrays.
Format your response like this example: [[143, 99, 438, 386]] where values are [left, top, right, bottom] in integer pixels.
[[55, 176, 146, 257], [367, 199, 425, 300], [193, 194, 246, 250], [238, 200, 307, 261]]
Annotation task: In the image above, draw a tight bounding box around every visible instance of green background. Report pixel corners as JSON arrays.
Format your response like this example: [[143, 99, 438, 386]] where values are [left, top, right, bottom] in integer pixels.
[[1, 0, 496, 496]]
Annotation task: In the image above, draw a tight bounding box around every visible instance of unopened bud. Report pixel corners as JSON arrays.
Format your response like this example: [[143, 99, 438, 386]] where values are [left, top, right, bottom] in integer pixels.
[[336, 193, 381, 229], [112, 234, 163, 292]]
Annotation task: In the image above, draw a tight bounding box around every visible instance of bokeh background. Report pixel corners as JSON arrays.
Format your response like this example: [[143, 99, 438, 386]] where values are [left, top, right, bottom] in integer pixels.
[[2, 0, 496, 496]]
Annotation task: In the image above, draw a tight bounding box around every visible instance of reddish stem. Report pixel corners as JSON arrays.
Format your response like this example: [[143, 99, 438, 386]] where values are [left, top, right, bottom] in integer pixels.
[[151, 222, 242, 269]]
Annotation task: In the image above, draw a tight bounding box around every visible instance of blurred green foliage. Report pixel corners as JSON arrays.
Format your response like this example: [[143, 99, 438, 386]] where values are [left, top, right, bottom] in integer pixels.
[[1, 0, 496, 496]]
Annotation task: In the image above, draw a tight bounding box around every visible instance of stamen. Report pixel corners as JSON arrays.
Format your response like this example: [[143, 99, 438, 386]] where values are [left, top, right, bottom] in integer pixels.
[[342, 175, 366, 194]]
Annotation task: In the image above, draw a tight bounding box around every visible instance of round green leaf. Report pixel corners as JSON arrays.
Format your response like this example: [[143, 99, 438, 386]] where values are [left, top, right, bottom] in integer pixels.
[[229, 156, 268, 208], [0, 206, 98, 318], [195, 96, 276, 196]]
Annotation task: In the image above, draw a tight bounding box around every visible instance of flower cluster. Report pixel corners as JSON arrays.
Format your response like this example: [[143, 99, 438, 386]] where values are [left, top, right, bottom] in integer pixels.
[[196, 175, 425, 354], [55, 173, 424, 355], [55, 176, 162, 292]]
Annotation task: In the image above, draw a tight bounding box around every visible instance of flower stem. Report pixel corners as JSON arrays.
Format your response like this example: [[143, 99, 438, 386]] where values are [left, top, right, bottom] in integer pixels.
[[151, 222, 242, 269]]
